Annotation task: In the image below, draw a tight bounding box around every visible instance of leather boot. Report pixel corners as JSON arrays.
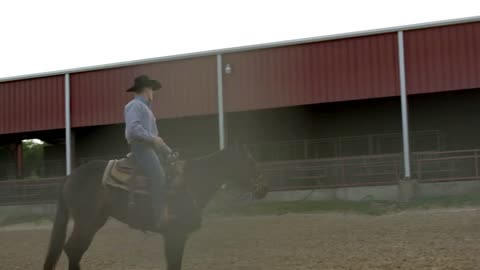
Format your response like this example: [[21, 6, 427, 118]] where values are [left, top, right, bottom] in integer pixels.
[[154, 205, 176, 230], [153, 206, 167, 230]]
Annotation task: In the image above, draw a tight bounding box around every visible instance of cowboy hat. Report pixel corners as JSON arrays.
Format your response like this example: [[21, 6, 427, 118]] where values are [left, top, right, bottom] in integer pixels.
[[126, 75, 162, 92]]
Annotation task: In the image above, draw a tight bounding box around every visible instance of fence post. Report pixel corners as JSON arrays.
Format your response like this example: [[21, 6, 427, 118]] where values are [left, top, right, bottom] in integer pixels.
[[304, 140, 308, 159], [394, 160, 400, 180], [475, 150, 479, 178], [417, 160, 422, 180]]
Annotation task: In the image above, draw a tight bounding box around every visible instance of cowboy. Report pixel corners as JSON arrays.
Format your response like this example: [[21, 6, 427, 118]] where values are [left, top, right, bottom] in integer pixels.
[[124, 75, 172, 229]]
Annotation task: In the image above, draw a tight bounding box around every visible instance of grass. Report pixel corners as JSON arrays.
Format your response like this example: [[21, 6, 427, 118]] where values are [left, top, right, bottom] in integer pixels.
[[209, 200, 386, 216], [0, 213, 54, 227], [396, 193, 480, 210], [3, 193, 480, 227], [208, 193, 480, 217]]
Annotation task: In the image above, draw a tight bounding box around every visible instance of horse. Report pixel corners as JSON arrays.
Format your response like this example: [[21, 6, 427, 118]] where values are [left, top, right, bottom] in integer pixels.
[[42, 146, 267, 270]]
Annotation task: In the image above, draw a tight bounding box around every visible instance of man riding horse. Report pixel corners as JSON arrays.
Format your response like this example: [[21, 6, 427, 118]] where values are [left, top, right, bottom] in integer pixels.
[[124, 75, 174, 230], [42, 74, 268, 270]]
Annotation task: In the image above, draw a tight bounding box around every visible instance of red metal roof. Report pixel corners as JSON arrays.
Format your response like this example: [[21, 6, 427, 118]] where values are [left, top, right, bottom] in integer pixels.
[[405, 21, 480, 94], [71, 56, 217, 127], [223, 33, 400, 112], [1, 20, 480, 135], [0, 76, 64, 135]]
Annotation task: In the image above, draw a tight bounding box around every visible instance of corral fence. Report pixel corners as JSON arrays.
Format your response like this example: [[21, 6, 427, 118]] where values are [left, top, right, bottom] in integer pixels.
[[1, 148, 479, 205]]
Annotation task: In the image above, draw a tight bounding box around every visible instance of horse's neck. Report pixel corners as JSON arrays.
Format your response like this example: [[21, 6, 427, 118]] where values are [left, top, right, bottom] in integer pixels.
[[184, 152, 231, 209]]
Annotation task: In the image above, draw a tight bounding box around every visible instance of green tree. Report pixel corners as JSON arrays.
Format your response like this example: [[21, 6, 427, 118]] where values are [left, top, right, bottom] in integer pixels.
[[22, 140, 44, 179]]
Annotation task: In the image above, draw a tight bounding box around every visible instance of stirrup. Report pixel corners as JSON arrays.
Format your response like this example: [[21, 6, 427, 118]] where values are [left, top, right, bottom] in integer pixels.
[[154, 206, 176, 228]]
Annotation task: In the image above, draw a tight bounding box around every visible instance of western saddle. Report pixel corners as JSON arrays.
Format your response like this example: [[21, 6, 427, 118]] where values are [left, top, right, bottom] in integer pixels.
[[102, 153, 185, 195]]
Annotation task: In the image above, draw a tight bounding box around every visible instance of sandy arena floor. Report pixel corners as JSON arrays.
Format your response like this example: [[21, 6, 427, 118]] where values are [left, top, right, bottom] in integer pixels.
[[2, 208, 480, 269]]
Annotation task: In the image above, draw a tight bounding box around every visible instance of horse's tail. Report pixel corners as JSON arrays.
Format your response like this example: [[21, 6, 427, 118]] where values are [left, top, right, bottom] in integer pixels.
[[43, 182, 69, 270]]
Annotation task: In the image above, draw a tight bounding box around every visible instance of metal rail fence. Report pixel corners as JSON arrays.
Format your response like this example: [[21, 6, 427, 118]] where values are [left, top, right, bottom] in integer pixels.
[[0, 177, 64, 206], [261, 149, 480, 191], [2, 149, 480, 205]]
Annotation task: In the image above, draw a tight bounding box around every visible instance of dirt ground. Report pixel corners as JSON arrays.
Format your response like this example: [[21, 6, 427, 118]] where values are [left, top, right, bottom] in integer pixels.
[[2, 208, 480, 270]]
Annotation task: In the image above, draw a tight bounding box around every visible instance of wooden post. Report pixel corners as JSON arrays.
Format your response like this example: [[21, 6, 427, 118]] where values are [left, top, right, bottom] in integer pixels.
[[15, 141, 23, 179]]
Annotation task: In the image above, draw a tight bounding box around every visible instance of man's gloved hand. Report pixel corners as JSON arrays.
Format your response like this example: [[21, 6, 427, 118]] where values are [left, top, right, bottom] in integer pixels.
[[168, 151, 180, 162], [154, 138, 179, 162], [153, 136, 165, 148]]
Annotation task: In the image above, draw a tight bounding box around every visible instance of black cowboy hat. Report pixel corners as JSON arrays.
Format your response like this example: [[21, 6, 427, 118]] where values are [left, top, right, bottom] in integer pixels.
[[126, 75, 162, 92]]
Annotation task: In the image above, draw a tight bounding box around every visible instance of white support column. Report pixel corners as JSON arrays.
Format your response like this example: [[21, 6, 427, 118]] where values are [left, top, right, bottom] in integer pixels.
[[397, 31, 411, 179], [216, 54, 226, 150], [65, 73, 72, 175]]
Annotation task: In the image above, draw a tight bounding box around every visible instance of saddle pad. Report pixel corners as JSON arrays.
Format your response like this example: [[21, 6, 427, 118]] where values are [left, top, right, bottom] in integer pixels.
[[102, 160, 150, 194], [101, 158, 186, 195]]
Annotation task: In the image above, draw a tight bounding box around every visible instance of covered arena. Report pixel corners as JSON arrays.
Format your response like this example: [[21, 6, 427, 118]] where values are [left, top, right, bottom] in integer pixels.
[[2, 15, 480, 270], [1, 17, 480, 204]]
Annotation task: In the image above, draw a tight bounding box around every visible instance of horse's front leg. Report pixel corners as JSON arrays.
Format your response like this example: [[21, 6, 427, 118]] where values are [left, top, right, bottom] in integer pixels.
[[164, 231, 188, 270]]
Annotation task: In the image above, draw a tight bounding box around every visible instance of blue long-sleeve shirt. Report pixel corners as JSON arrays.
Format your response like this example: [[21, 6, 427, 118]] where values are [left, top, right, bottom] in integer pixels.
[[124, 95, 158, 145]]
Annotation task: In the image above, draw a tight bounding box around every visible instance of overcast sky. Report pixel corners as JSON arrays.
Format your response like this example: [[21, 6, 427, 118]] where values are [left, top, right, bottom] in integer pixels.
[[0, 0, 479, 80]]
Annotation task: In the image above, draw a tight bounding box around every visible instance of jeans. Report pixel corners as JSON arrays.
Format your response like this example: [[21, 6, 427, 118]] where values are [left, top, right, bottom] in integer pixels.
[[130, 143, 167, 214]]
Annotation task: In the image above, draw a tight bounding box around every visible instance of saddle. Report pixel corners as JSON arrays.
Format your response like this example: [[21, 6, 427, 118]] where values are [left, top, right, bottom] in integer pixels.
[[102, 153, 185, 195], [102, 153, 195, 232]]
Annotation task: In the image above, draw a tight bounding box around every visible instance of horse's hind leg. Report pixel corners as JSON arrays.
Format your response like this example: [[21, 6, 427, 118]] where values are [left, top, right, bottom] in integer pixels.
[[64, 217, 107, 270], [164, 231, 188, 270], [64, 225, 95, 270]]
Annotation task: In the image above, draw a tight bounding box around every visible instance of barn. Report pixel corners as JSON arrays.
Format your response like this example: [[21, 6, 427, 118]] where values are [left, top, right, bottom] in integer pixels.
[[1, 16, 480, 204]]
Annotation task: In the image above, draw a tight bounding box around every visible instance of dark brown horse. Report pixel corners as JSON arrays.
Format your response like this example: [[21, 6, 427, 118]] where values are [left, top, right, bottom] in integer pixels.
[[43, 146, 266, 270]]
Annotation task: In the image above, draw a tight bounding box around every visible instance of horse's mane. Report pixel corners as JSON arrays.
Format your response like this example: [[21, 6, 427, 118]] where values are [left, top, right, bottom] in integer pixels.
[[186, 149, 223, 161]]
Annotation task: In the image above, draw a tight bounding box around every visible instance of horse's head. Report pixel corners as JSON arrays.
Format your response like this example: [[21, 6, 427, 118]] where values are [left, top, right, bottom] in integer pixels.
[[183, 145, 268, 210], [219, 145, 268, 200]]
